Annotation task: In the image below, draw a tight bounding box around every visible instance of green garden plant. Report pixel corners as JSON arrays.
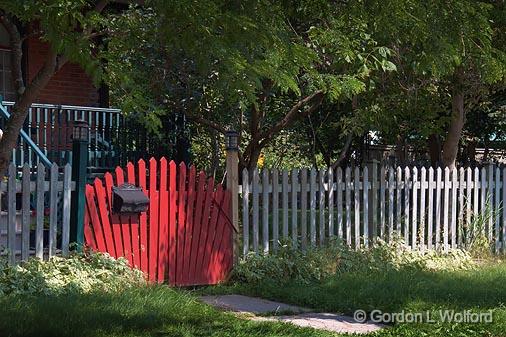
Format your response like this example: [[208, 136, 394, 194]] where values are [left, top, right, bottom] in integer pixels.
[[233, 237, 476, 286], [232, 240, 343, 285], [460, 197, 499, 259], [0, 252, 145, 296]]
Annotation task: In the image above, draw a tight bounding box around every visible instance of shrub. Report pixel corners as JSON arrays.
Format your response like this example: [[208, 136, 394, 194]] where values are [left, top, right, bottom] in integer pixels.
[[233, 237, 476, 285], [0, 252, 145, 296], [232, 241, 341, 285], [339, 236, 476, 274]]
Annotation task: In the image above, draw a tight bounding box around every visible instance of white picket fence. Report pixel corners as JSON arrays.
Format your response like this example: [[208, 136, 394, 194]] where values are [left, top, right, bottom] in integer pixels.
[[240, 164, 506, 255], [0, 162, 73, 264]]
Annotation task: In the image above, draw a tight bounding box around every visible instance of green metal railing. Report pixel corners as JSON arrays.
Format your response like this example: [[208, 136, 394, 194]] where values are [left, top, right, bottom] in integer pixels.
[[0, 102, 52, 168], [0, 101, 182, 174], [1, 101, 122, 171]]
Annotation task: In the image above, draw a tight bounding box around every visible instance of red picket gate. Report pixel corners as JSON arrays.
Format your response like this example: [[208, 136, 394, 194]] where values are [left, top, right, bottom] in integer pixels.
[[83, 158, 234, 286]]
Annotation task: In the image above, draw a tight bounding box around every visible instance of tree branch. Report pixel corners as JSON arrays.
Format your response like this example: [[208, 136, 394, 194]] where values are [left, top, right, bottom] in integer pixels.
[[258, 90, 324, 147], [20, 41, 65, 93], [95, 0, 110, 13], [258, 90, 324, 143], [185, 112, 228, 134], [250, 104, 260, 140], [238, 110, 244, 146], [187, 90, 324, 170], [0, 13, 24, 97], [330, 133, 353, 169]]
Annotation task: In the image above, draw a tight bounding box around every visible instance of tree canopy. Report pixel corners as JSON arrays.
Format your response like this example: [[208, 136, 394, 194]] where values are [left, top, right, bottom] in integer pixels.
[[360, 0, 506, 168], [0, 0, 504, 173], [106, 0, 397, 170]]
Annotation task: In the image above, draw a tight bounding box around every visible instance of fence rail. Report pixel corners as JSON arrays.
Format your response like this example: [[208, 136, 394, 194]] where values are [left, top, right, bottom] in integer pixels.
[[0, 162, 74, 264], [240, 164, 506, 255]]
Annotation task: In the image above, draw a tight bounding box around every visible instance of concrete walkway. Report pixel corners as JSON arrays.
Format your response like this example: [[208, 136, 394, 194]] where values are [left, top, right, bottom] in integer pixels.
[[200, 295, 383, 334]]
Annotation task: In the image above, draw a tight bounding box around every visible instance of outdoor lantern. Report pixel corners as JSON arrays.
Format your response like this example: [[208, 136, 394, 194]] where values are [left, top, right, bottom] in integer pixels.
[[73, 120, 89, 141], [225, 130, 239, 151], [112, 183, 149, 214]]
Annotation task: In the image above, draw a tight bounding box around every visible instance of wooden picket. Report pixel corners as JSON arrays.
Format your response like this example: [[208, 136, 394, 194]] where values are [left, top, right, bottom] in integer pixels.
[[272, 168, 280, 250], [262, 169, 269, 253], [84, 158, 234, 286], [241, 163, 506, 255], [0, 162, 73, 264]]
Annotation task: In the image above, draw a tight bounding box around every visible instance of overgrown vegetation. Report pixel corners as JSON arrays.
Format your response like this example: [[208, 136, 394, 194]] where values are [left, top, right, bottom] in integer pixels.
[[233, 242, 341, 285], [104, 0, 506, 171], [0, 252, 145, 296], [232, 237, 476, 286]]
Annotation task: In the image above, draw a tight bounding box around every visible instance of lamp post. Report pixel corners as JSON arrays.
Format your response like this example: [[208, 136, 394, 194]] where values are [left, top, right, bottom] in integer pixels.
[[225, 130, 239, 151], [225, 130, 239, 264], [70, 120, 89, 250]]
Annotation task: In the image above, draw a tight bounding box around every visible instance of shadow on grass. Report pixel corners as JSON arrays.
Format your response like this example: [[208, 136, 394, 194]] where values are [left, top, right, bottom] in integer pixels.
[[0, 286, 334, 337]]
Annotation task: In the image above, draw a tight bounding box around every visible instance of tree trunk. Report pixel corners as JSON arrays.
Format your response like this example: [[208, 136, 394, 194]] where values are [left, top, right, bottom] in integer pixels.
[[246, 145, 262, 172], [210, 129, 220, 179], [0, 52, 63, 174], [330, 133, 353, 169], [467, 141, 477, 164], [395, 134, 406, 165], [190, 91, 324, 172], [0, 3, 105, 175], [428, 133, 441, 167], [441, 69, 465, 170], [0, 102, 31, 174], [482, 140, 490, 163]]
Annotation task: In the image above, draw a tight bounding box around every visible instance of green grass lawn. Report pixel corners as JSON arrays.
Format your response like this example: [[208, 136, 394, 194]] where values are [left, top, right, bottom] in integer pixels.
[[204, 261, 506, 336], [0, 286, 336, 337], [3, 255, 506, 336]]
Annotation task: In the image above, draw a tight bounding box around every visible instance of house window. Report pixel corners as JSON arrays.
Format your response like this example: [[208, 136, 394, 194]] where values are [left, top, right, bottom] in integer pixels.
[[0, 24, 15, 101]]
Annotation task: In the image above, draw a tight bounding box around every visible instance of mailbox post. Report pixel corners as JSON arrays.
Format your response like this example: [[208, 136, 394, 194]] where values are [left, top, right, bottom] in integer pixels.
[[70, 120, 89, 250]]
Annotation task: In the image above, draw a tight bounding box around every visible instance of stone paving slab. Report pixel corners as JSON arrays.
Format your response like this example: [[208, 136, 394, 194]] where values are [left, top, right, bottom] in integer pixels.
[[200, 295, 384, 335], [200, 295, 311, 314], [259, 313, 384, 334]]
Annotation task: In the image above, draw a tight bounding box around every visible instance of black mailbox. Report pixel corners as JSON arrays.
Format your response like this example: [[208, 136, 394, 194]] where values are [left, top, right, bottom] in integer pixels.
[[112, 183, 149, 214]]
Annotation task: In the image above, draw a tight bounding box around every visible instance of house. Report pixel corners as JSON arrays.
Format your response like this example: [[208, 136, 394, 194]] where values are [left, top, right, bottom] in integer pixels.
[[0, 1, 178, 173], [0, 21, 123, 172], [0, 22, 105, 107]]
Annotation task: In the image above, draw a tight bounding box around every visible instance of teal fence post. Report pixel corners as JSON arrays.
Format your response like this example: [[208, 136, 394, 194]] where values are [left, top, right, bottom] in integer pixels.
[[70, 120, 89, 250]]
